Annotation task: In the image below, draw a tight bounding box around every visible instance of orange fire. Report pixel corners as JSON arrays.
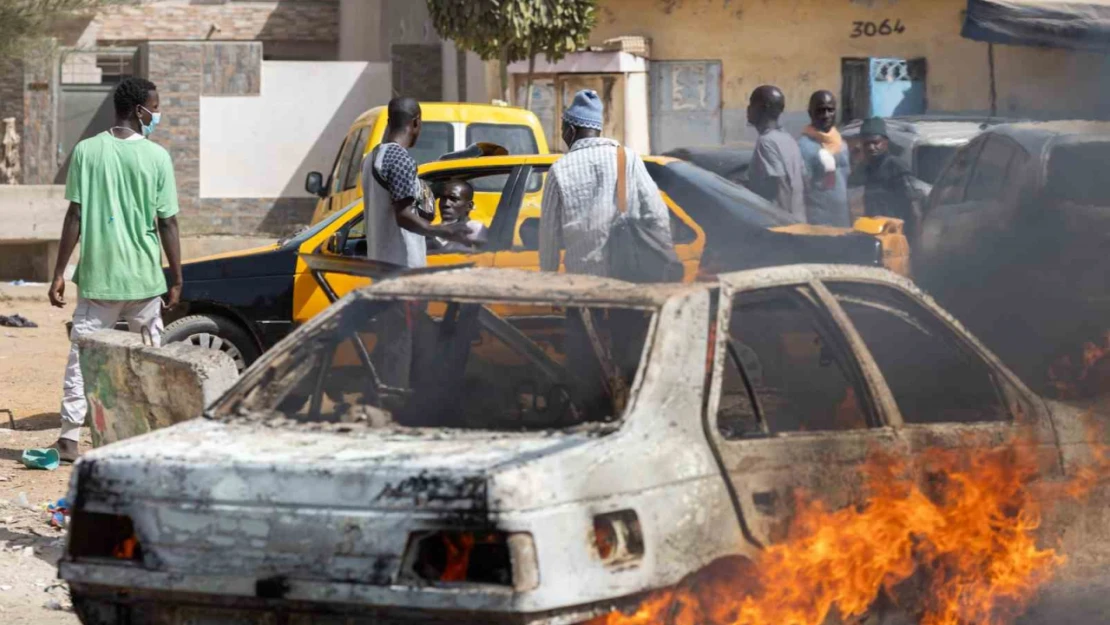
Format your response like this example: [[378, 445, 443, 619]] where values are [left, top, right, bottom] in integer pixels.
[[112, 535, 138, 560], [1048, 330, 1110, 399], [591, 435, 1108, 625], [441, 532, 475, 582]]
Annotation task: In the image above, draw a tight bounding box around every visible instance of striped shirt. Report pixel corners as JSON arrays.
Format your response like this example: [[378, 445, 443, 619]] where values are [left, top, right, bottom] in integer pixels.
[[539, 138, 672, 276]]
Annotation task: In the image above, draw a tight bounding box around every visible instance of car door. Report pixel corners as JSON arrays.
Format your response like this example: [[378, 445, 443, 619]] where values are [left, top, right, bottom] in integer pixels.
[[293, 166, 531, 324], [919, 135, 1028, 280], [820, 280, 1061, 473], [704, 281, 903, 547]]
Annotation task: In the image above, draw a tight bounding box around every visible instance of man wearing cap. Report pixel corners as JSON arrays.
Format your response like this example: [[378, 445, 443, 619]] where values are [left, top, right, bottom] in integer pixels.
[[539, 89, 672, 419], [539, 89, 671, 276], [850, 117, 925, 238]]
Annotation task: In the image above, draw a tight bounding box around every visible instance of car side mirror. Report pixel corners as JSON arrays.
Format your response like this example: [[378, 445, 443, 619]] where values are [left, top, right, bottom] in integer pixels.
[[519, 217, 540, 251], [305, 171, 326, 198]]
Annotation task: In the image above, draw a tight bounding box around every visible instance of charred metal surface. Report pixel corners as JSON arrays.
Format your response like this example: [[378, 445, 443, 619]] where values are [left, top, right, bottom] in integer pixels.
[[62, 265, 1108, 623]]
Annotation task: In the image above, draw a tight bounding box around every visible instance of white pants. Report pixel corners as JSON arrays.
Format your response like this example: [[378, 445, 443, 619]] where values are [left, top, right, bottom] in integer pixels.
[[59, 296, 163, 442]]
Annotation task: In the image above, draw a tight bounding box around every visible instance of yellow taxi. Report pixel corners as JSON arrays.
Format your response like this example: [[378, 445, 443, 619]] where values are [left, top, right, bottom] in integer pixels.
[[308, 102, 549, 225], [163, 153, 909, 371]]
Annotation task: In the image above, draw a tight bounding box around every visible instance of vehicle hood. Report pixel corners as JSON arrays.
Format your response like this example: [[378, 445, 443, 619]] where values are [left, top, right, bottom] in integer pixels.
[[171, 244, 298, 282], [73, 418, 604, 514]]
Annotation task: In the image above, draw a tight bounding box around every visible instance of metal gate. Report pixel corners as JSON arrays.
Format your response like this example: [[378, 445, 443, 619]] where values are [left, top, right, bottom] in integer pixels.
[[649, 60, 722, 153], [56, 48, 136, 182]]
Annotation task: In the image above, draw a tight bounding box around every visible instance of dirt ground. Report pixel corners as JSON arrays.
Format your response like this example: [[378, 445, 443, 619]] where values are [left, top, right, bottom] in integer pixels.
[[1, 293, 82, 625]]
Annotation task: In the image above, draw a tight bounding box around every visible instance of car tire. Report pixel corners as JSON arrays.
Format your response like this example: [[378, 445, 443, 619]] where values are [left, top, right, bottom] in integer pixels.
[[163, 314, 260, 373]]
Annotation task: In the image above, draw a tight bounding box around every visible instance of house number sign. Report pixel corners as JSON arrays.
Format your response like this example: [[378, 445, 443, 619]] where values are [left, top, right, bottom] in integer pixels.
[[851, 19, 906, 38]]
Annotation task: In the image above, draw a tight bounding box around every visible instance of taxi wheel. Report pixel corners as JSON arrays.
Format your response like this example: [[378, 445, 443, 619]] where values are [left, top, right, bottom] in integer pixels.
[[163, 314, 260, 373]]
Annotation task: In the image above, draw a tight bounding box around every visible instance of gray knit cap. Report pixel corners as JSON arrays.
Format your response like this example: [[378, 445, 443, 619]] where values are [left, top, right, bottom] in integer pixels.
[[563, 89, 604, 130]]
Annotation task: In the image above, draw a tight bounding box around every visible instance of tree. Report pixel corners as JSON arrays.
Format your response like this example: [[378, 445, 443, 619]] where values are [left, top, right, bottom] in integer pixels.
[[426, 0, 597, 107], [0, 0, 125, 60]]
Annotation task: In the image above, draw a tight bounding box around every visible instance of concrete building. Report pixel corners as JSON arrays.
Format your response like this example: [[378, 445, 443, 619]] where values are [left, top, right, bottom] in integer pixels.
[[505, 0, 1110, 153], [0, 0, 490, 279]]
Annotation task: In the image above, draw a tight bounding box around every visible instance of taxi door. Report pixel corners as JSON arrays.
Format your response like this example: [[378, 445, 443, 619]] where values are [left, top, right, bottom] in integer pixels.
[[292, 167, 532, 324]]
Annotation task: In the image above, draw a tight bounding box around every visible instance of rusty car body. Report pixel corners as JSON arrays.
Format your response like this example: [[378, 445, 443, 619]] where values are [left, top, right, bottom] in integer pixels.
[[61, 266, 1093, 625]]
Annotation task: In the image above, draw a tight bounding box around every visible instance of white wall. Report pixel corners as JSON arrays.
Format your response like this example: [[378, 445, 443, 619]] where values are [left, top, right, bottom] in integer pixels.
[[200, 61, 391, 199]]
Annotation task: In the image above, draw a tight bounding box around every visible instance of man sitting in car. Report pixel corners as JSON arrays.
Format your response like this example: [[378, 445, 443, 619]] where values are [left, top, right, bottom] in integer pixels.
[[428, 179, 488, 253]]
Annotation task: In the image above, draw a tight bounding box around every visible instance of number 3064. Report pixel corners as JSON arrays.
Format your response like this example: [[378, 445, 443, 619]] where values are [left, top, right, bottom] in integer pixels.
[[851, 19, 905, 37]]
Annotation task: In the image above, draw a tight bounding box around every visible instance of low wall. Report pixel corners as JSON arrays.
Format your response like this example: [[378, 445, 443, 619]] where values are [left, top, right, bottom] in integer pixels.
[[0, 185, 67, 241], [77, 329, 238, 447]]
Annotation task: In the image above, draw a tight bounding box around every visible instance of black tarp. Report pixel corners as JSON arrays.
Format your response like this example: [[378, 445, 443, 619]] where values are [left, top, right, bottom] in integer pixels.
[[963, 0, 1110, 51]]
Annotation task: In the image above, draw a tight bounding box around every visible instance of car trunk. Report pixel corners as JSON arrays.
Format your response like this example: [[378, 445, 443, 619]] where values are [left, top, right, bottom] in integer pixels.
[[70, 419, 589, 583]]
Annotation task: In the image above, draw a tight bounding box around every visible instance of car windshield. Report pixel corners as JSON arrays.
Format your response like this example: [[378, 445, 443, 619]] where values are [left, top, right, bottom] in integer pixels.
[[467, 123, 538, 155], [215, 297, 653, 431], [409, 122, 454, 165], [913, 144, 958, 185]]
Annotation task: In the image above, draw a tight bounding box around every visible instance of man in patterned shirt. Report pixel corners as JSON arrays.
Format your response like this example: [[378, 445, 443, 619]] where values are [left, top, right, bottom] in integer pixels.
[[538, 90, 672, 420], [362, 96, 470, 268], [538, 89, 672, 276]]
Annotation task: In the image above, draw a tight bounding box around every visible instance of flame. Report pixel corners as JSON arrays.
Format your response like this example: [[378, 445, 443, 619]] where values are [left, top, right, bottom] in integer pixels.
[[1048, 330, 1110, 399], [112, 535, 138, 560], [441, 532, 475, 582], [591, 434, 1109, 625]]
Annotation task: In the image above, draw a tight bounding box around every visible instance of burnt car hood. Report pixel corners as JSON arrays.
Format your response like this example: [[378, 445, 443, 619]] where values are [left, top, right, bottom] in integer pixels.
[[74, 418, 603, 513]]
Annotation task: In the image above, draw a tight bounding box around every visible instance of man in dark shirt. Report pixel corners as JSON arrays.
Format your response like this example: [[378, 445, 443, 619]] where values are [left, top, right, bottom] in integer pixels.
[[747, 85, 807, 221], [428, 179, 488, 253], [850, 117, 926, 239]]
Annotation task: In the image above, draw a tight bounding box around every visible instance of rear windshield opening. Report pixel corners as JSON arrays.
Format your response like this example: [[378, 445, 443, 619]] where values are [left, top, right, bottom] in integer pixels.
[[223, 299, 653, 432]]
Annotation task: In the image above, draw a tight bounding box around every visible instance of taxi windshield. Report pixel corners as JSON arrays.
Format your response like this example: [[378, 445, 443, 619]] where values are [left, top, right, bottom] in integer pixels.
[[216, 297, 653, 431]]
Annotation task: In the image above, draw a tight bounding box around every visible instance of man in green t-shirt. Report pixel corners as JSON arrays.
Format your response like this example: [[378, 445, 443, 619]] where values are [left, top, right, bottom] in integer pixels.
[[48, 77, 182, 461]]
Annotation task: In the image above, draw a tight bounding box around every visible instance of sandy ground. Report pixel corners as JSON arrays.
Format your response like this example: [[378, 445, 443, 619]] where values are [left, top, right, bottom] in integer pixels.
[[0, 292, 83, 625]]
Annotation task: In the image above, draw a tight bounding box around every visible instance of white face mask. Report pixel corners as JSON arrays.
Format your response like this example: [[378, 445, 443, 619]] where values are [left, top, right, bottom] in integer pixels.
[[138, 105, 161, 137]]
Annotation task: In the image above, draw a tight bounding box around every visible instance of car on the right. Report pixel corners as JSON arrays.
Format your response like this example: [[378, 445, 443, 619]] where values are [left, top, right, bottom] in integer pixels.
[[914, 121, 1110, 396], [841, 115, 1023, 187]]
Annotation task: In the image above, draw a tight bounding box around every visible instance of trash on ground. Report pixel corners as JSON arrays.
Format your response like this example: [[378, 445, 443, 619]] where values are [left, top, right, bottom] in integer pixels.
[[47, 498, 69, 529], [0, 314, 37, 328], [20, 448, 59, 471]]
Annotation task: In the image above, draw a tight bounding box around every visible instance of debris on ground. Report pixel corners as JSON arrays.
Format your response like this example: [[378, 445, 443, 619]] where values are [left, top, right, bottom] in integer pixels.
[[0, 314, 38, 328], [20, 448, 60, 471]]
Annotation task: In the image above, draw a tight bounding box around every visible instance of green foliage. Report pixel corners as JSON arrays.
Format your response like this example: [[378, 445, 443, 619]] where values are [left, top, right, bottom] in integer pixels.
[[426, 0, 598, 65], [0, 0, 127, 60]]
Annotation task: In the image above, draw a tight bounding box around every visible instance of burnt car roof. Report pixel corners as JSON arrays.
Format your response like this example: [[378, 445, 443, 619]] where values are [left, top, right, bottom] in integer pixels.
[[354, 265, 925, 309], [356, 268, 701, 308], [840, 117, 1022, 145], [985, 120, 1110, 151]]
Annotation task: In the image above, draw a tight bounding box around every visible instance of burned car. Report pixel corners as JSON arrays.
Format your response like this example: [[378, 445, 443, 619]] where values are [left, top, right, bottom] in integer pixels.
[[61, 266, 1091, 624]]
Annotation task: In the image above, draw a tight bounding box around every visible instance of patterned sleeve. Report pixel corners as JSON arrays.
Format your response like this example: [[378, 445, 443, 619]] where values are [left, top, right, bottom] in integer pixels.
[[378, 144, 418, 203]]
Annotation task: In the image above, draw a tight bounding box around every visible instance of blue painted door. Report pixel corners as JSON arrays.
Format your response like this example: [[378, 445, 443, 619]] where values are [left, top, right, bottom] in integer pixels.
[[868, 58, 926, 117]]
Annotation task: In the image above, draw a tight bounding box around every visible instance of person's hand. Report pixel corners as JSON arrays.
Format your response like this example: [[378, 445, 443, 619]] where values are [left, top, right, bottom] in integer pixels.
[[48, 276, 66, 308], [441, 221, 474, 243], [165, 283, 182, 309]]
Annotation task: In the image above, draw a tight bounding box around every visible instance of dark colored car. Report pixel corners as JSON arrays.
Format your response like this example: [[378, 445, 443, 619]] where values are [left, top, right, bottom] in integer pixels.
[[915, 121, 1110, 395], [841, 115, 1024, 186]]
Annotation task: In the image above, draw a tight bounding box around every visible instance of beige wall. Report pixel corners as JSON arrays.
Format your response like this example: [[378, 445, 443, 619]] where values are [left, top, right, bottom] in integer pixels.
[[587, 0, 1110, 141]]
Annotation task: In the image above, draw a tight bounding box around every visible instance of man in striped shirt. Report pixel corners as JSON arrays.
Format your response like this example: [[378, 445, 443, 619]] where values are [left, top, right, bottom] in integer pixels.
[[539, 89, 672, 276]]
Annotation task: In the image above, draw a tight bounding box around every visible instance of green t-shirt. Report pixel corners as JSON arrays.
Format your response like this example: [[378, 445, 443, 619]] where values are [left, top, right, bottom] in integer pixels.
[[64, 132, 179, 300]]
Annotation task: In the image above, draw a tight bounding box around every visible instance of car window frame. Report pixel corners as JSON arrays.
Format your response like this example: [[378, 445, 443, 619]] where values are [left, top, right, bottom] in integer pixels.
[[327, 133, 353, 195], [821, 279, 1017, 426], [962, 135, 1023, 204], [706, 284, 881, 440], [927, 135, 988, 212], [341, 127, 371, 192], [333, 129, 364, 194]]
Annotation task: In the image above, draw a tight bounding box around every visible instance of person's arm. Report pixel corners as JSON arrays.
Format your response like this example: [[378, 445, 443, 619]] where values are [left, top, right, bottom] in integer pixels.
[[155, 151, 182, 307], [539, 172, 563, 272], [48, 202, 81, 308], [749, 140, 784, 206], [774, 178, 794, 214], [378, 146, 470, 242], [158, 216, 182, 308]]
